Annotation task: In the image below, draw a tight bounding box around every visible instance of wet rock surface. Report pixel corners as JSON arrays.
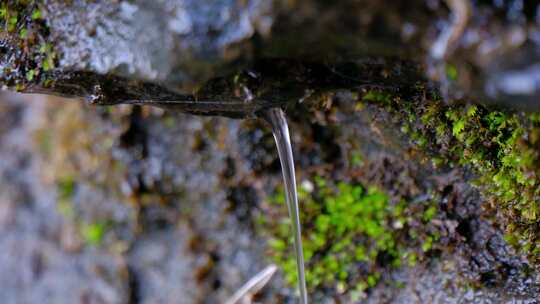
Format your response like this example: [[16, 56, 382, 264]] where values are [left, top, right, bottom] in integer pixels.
[[1, 0, 539, 110], [0, 95, 129, 303], [2, 84, 540, 303], [1, 1, 540, 303]]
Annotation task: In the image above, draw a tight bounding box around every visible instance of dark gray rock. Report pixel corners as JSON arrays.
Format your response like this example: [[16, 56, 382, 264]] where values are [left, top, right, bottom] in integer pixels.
[[43, 0, 273, 88], [1, 0, 539, 111]]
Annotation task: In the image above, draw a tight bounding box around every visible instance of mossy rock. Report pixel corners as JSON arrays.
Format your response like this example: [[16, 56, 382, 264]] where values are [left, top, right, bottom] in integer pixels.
[[359, 87, 540, 264]]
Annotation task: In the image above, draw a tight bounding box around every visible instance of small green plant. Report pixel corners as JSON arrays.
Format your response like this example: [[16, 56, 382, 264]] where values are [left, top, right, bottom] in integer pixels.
[[57, 175, 109, 247], [362, 90, 393, 105], [81, 222, 107, 246], [260, 177, 438, 296], [57, 176, 76, 217], [445, 64, 458, 81], [350, 150, 363, 166]]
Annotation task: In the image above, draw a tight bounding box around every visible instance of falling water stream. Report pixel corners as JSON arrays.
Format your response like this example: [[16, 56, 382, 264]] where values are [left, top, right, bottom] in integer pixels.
[[261, 108, 308, 304]]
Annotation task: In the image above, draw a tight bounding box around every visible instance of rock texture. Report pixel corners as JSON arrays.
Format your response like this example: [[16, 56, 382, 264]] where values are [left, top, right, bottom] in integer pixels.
[[1, 1, 540, 303], [1, 0, 539, 111]]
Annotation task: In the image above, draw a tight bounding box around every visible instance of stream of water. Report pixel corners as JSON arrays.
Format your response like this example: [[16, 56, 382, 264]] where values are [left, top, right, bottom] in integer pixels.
[[261, 108, 308, 304]]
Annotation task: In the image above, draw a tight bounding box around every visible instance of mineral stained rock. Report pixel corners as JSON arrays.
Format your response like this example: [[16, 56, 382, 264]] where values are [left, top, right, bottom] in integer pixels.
[[1, 0, 539, 111]]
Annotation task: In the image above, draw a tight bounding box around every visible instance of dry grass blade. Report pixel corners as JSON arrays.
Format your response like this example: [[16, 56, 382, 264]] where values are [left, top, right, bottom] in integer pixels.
[[225, 265, 278, 304]]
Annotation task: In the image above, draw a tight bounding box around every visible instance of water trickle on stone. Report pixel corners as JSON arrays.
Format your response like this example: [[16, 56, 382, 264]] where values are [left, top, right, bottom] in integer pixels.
[[261, 108, 308, 304]]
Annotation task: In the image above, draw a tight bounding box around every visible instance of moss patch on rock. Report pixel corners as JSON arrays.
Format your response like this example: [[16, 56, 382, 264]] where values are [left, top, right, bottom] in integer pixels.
[[0, 0, 57, 90], [34, 102, 132, 249], [360, 87, 540, 264], [258, 175, 439, 299]]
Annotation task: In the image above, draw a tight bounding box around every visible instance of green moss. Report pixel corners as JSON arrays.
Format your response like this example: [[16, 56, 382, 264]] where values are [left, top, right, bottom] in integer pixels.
[[0, 1, 57, 90], [81, 222, 107, 246], [34, 104, 132, 248], [350, 151, 363, 166], [57, 176, 76, 201], [361, 88, 540, 264], [362, 90, 393, 105], [422, 205, 437, 222], [260, 177, 439, 296], [57, 176, 76, 218], [445, 64, 458, 81], [30, 8, 40, 20]]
